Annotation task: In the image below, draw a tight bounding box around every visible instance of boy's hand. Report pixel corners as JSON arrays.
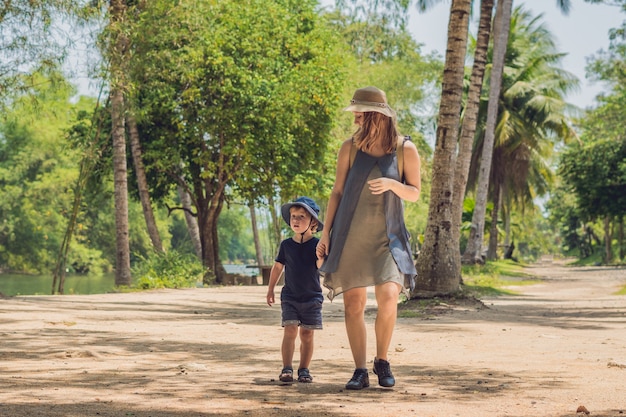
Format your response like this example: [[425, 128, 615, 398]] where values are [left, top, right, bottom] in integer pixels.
[[266, 291, 275, 306], [316, 234, 329, 257]]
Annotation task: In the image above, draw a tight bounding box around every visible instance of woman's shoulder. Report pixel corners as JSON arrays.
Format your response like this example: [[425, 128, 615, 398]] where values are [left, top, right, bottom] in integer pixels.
[[341, 137, 354, 148], [397, 135, 418, 152]]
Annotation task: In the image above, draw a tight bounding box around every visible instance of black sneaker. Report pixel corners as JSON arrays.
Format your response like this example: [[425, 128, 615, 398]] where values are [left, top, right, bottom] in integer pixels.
[[373, 358, 395, 387], [345, 368, 370, 390]]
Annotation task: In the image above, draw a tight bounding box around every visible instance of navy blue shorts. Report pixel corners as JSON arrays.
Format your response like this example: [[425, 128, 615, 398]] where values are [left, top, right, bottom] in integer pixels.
[[281, 298, 323, 330]]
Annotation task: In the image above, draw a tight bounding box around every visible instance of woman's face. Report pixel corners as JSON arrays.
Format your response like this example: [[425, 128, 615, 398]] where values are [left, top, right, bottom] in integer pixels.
[[352, 111, 364, 126]]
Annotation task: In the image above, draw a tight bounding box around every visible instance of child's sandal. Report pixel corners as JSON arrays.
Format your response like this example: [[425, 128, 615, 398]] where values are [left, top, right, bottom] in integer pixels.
[[297, 368, 313, 383], [279, 366, 293, 382]]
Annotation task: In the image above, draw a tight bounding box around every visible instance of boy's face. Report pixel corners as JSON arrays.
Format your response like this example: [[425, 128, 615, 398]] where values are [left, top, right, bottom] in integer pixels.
[[289, 206, 315, 234]]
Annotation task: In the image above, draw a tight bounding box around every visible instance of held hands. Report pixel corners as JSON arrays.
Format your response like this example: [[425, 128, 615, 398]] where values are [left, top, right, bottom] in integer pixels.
[[316, 234, 329, 258], [368, 177, 396, 195]]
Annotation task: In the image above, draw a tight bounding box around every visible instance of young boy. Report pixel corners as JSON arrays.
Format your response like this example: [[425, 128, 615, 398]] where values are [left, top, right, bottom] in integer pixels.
[[266, 196, 325, 383]]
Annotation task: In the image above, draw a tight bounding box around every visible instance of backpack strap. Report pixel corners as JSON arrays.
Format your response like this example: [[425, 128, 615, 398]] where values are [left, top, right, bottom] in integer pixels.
[[349, 135, 411, 182], [349, 137, 357, 168]]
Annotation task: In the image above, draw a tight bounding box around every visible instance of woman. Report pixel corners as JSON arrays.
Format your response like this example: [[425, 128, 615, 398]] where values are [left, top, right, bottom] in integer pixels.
[[316, 86, 421, 390]]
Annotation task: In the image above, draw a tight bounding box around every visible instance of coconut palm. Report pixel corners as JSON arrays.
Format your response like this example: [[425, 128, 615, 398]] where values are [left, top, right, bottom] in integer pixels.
[[108, 0, 132, 286], [462, 0, 575, 263], [466, 5, 579, 260], [452, 0, 495, 247], [413, 0, 471, 295], [462, 0, 513, 263]]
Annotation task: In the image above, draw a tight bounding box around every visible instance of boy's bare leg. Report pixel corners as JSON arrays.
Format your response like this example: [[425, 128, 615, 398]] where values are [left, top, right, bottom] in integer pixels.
[[281, 325, 298, 369], [298, 328, 314, 370]]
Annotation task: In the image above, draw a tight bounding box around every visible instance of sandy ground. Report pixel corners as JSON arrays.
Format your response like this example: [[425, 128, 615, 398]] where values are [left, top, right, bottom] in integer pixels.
[[1, 260, 625, 417]]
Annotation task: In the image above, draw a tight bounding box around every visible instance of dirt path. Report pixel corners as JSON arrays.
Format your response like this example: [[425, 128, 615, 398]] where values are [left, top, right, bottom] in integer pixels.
[[1, 261, 625, 417]]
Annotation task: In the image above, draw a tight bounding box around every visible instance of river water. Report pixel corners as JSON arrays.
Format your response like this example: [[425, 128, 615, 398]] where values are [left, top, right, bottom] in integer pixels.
[[0, 273, 116, 296], [0, 265, 260, 296]]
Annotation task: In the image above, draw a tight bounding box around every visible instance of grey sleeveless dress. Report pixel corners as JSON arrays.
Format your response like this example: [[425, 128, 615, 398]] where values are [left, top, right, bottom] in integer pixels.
[[320, 148, 416, 301]]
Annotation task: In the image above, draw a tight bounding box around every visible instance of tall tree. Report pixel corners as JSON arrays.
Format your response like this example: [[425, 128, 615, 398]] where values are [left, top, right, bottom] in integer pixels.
[[0, 72, 96, 275], [463, 0, 574, 263], [108, 0, 131, 286], [560, 138, 626, 261], [467, 5, 578, 259], [127, 111, 164, 254], [177, 183, 202, 260], [249, 204, 265, 268], [414, 0, 471, 295], [462, 0, 513, 264], [129, 0, 346, 283], [452, 0, 495, 246]]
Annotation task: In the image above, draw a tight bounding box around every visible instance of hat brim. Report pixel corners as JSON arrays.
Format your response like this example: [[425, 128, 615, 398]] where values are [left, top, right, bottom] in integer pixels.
[[343, 103, 396, 118], [281, 202, 324, 232]]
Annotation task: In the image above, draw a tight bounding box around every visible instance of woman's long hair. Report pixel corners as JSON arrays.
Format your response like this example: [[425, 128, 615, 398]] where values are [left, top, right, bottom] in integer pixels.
[[353, 112, 399, 154]]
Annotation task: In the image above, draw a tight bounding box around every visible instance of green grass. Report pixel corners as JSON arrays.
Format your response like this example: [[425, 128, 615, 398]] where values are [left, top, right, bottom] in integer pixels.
[[396, 261, 541, 318], [461, 260, 541, 298], [615, 286, 626, 296], [131, 250, 206, 290]]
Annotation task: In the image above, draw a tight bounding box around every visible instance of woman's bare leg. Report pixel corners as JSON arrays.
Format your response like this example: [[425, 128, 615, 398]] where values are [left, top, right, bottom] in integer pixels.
[[374, 282, 401, 361], [342, 287, 368, 368]]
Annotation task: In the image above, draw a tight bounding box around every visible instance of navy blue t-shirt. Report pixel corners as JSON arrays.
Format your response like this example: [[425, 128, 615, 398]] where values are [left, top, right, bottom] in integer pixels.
[[275, 237, 323, 303]]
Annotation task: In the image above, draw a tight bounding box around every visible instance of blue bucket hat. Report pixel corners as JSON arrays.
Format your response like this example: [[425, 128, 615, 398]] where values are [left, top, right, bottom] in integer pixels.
[[280, 196, 324, 232]]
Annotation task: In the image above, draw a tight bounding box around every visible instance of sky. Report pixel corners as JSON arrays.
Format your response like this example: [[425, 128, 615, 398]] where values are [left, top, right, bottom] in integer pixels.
[[405, 0, 624, 109]]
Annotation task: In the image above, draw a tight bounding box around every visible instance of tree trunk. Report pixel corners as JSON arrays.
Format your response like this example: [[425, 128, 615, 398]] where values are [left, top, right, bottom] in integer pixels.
[[604, 216, 612, 263], [452, 0, 495, 244], [267, 194, 282, 259], [503, 202, 511, 249], [619, 217, 624, 261], [413, 0, 471, 297], [198, 191, 227, 285], [486, 181, 501, 260], [212, 197, 227, 281], [177, 183, 202, 260], [127, 111, 164, 254], [110, 0, 131, 286], [250, 203, 265, 267], [462, 0, 512, 264]]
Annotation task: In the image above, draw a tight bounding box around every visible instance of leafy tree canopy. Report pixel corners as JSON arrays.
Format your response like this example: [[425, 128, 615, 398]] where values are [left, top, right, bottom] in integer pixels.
[[129, 0, 347, 205], [559, 136, 626, 221]]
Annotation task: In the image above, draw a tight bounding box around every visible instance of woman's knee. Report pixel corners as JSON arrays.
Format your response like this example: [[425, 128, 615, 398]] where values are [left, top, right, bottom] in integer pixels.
[[343, 288, 367, 317], [375, 282, 401, 305]]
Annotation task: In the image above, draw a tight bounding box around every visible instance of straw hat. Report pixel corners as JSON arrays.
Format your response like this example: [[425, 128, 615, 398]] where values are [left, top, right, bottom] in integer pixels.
[[342, 86, 396, 118]]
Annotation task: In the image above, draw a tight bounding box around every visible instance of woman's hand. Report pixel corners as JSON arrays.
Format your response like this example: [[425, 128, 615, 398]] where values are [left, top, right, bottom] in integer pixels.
[[317, 234, 330, 258], [368, 177, 397, 195]]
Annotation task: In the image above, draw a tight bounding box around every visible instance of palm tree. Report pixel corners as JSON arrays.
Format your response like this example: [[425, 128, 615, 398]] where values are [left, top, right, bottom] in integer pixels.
[[414, 0, 471, 295], [466, 5, 579, 260], [109, 0, 132, 286], [127, 110, 164, 254], [462, 0, 513, 264], [462, 0, 573, 263], [413, 0, 495, 294], [452, 0, 495, 246]]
